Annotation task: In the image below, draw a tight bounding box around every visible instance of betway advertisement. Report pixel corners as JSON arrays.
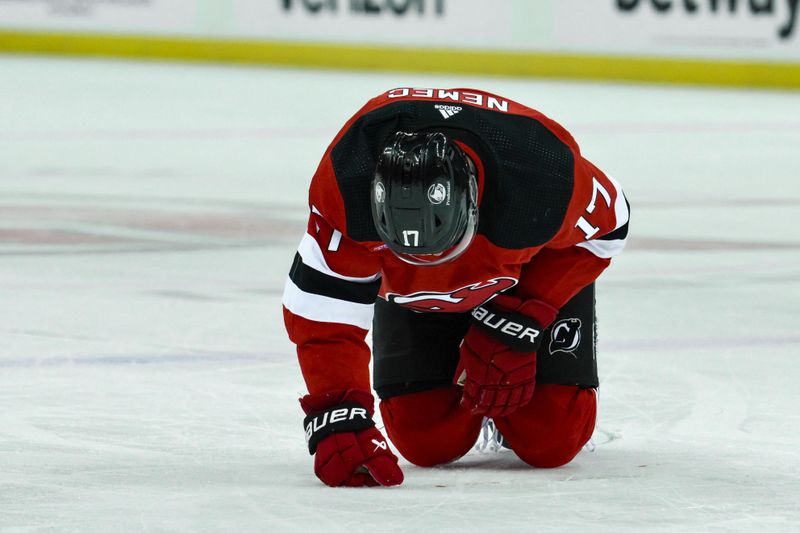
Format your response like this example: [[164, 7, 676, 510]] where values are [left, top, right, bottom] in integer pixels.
[[556, 1, 800, 60], [0, 0, 797, 61]]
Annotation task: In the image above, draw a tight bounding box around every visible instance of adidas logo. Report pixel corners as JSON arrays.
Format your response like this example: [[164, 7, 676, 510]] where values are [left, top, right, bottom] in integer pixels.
[[435, 104, 462, 119]]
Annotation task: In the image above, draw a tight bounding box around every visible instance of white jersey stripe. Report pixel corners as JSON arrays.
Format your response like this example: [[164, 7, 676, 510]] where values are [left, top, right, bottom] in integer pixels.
[[576, 238, 627, 259], [282, 278, 374, 330], [297, 232, 381, 283]]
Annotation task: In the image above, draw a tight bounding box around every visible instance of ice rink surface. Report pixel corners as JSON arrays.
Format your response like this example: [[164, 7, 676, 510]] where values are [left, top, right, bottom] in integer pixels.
[[1, 55, 799, 532]]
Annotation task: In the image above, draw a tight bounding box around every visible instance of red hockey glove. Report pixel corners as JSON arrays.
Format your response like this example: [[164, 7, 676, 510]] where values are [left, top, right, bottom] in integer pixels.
[[454, 295, 558, 418], [301, 389, 403, 488]]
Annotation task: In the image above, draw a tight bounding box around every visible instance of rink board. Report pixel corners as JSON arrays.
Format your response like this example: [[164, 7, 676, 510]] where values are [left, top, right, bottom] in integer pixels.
[[1, 29, 800, 89], [1, 0, 800, 89]]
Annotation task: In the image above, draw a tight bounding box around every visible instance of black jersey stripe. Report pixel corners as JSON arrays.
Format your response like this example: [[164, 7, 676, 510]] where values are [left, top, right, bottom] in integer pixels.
[[598, 198, 630, 241], [598, 221, 628, 241], [289, 253, 381, 305]]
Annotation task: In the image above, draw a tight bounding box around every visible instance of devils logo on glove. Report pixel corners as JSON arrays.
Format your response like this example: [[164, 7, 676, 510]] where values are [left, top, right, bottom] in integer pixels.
[[387, 277, 517, 312]]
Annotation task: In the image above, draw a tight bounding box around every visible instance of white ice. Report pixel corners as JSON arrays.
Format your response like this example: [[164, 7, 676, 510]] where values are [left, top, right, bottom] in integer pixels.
[[1, 55, 799, 532]]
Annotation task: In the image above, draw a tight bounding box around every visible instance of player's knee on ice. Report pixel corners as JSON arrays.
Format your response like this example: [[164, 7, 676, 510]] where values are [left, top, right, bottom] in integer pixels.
[[494, 384, 597, 468], [379, 384, 596, 468], [380, 386, 483, 467]]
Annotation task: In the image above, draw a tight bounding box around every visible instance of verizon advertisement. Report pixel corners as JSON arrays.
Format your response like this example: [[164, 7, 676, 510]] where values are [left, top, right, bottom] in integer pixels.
[[233, 0, 510, 47], [0, 0, 797, 61]]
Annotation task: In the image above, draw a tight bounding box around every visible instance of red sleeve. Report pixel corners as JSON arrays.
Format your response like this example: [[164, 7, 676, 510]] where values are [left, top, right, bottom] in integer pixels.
[[283, 149, 383, 395], [516, 155, 630, 309]]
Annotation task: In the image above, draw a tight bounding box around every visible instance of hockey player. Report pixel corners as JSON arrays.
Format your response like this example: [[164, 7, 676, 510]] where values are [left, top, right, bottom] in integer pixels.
[[283, 88, 629, 487]]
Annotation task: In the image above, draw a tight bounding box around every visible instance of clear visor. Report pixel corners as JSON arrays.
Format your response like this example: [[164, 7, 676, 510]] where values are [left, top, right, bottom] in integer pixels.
[[391, 206, 478, 266]]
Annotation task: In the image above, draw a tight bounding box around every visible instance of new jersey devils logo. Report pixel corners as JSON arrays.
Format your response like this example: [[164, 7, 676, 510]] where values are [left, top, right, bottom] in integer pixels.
[[387, 277, 517, 312], [549, 318, 582, 357]]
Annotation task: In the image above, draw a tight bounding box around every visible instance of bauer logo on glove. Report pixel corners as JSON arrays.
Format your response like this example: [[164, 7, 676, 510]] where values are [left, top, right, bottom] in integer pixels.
[[303, 402, 374, 455], [470, 303, 544, 352]]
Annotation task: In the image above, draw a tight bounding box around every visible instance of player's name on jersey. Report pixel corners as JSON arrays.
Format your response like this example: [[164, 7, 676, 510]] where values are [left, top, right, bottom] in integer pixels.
[[387, 88, 510, 113]]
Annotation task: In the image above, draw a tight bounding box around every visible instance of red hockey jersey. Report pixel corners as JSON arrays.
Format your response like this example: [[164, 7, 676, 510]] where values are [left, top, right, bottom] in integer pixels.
[[283, 88, 629, 395]]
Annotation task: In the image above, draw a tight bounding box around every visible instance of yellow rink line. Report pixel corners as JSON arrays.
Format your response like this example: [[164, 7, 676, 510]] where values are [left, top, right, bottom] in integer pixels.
[[1, 29, 799, 89]]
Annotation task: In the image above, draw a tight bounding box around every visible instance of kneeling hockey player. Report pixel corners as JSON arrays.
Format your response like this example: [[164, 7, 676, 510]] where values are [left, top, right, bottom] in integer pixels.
[[283, 87, 630, 487]]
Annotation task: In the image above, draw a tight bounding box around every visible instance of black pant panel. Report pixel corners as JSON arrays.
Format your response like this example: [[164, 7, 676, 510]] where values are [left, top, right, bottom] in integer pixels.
[[372, 283, 598, 400]]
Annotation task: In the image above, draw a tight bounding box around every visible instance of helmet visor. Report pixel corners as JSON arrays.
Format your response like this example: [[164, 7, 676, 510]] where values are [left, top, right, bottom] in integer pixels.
[[390, 190, 478, 266]]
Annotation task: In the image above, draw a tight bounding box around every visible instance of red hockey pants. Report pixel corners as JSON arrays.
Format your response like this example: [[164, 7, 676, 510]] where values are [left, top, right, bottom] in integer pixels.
[[379, 384, 596, 468]]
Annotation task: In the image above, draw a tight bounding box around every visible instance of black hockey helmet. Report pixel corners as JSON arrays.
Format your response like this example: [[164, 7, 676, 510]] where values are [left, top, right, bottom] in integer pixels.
[[371, 131, 478, 266]]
